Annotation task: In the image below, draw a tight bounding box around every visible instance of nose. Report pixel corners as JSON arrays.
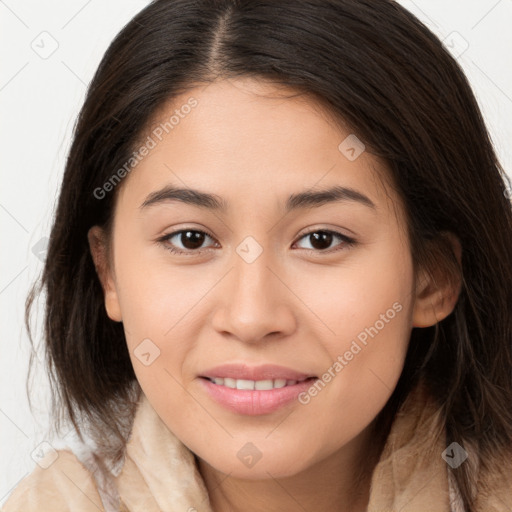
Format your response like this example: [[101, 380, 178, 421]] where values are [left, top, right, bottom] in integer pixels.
[[211, 247, 297, 344]]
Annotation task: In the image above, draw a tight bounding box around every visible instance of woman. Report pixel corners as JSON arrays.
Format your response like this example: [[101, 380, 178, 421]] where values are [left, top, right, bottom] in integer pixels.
[[4, 0, 512, 511]]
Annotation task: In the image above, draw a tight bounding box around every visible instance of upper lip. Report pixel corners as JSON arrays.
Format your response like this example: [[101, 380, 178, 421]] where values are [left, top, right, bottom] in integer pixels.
[[200, 363, 316, 381]]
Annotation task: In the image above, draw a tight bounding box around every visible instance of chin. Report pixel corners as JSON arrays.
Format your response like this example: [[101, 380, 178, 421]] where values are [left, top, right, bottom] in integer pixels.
[[199, 444, 314, 480]]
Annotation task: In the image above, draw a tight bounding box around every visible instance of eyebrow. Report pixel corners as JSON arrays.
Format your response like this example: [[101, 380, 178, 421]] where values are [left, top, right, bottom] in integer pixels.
[[139, 184, 376, 212]]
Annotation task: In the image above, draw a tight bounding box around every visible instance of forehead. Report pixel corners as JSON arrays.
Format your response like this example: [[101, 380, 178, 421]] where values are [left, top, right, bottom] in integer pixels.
[[116, 77, 400, 220]]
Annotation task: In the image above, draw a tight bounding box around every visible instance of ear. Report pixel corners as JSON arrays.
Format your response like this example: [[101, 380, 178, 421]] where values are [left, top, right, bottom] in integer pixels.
[[412, 233, 462, 328], [87, 226, 122, 322]]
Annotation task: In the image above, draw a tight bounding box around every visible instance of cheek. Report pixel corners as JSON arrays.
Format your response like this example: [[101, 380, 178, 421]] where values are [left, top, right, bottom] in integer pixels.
[[113, 232, 212, 339], [111, 235, 206, 403], [321, 266, 412, 362], [293, 242, 414, 442], [294, 235, 413, 353]]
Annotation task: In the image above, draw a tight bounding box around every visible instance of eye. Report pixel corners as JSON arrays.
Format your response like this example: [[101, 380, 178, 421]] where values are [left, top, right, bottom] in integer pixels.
[[158, 229, 218, 255], [158, 227, 356, 256], [294, 229, 355, 253]]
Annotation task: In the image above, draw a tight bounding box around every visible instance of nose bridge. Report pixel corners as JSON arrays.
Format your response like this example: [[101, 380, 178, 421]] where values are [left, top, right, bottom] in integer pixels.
[[234, 241, 274, 307], [212, 235, 296, 342]]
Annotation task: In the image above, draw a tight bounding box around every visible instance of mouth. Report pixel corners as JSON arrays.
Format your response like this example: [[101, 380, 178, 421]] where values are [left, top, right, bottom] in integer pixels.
[[200, 376, 317, 390], [198, 363, 319, 414], [198, 375, 319, 415]]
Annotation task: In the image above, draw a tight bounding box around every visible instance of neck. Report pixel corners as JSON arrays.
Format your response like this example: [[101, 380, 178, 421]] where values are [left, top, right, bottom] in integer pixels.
[[197, 420, 386, 512]]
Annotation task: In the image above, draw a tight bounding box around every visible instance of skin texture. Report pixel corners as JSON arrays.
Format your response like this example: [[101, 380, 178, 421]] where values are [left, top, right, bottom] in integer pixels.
[[88, 77, 461, 512]]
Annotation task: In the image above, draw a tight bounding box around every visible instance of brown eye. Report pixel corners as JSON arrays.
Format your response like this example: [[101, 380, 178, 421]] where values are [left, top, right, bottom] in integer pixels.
[[178, 230, 207, 250], [160, 229, 217, 254], [307, 231, 333, 250], [295, 230, 355, 252]]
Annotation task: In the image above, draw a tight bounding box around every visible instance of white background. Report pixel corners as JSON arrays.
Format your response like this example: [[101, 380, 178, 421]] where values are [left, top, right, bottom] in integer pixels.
[[1, 0, 511, 504]]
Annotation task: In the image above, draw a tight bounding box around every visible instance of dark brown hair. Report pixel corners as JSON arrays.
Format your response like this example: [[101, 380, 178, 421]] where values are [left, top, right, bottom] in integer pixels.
[[26, 0, 512, 508]]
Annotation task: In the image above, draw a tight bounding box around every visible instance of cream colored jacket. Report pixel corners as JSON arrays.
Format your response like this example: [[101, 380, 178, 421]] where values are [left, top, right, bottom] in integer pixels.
[[3, 380, 511, 511]]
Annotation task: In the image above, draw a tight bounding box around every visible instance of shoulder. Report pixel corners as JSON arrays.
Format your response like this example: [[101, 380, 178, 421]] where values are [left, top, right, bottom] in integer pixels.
[[1, 449, 105, 512]]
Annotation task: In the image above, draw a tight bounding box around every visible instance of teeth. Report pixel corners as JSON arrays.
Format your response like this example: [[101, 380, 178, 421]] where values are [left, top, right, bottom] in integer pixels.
[[236, 379, 255, 390], [224, 378, 236, 388], [210, 377, 303, 389], [273, 379, 287, 388], [255, 380, 274, 390]]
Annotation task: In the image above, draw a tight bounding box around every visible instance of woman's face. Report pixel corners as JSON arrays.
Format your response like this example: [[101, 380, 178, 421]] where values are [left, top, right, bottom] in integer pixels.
[[90, 77, 422, 479]]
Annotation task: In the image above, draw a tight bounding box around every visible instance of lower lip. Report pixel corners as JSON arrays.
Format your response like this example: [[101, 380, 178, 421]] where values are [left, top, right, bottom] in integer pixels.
[[199, 377, 318, 415]]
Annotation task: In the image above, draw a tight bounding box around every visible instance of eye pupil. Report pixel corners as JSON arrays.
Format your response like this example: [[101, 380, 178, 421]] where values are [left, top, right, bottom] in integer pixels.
[[310, 231, 333, 250], [181, 230, 205, 250]]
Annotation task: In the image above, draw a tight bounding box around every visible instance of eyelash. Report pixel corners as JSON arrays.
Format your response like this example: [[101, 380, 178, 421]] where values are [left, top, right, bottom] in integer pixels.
[[157, 228, 356, 256]]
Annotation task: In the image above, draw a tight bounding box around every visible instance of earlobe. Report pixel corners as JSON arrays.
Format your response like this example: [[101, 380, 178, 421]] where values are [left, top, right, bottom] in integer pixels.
[[87, 226, 123, 322], [412, 233, 462, 328]]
